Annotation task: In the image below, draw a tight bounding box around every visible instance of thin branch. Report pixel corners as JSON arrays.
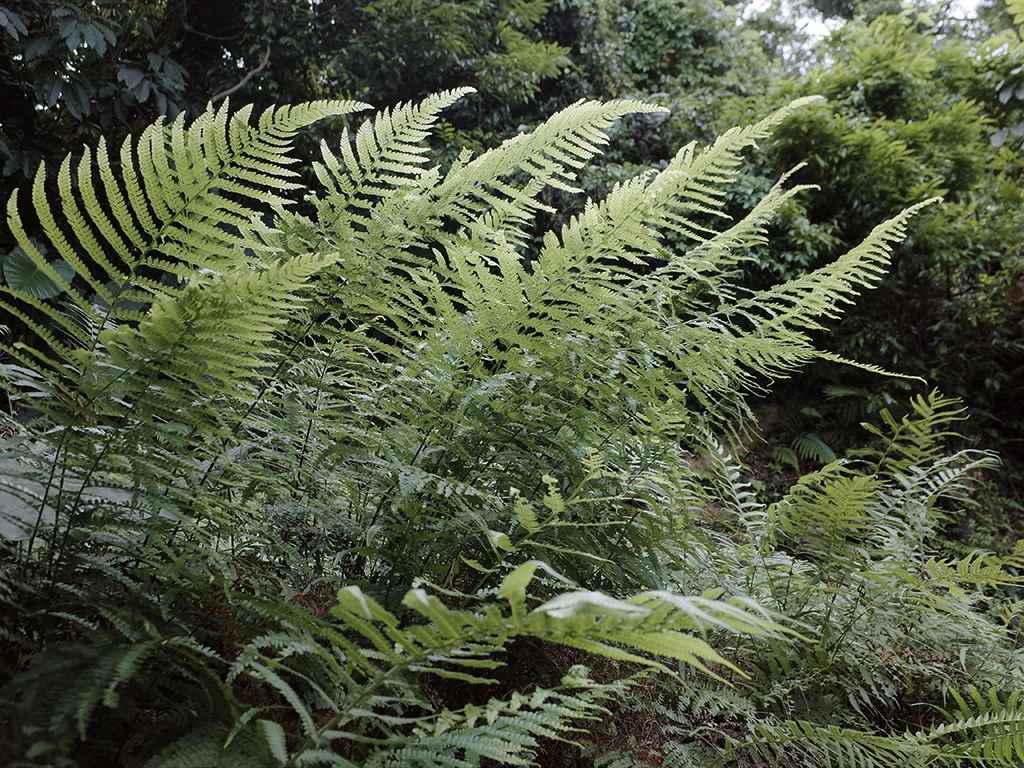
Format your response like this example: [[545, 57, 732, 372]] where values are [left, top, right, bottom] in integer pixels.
[[210, 44, 271, 104]]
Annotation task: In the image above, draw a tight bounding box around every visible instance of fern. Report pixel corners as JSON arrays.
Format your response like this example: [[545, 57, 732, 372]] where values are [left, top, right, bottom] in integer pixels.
[[663, 390, 1024, 767], [740, 720, 932, 768], [0, 99, 370, 559], [4, 99, 368, 352], [927, 686, 1024, 765], [862, 390, 971, 475], [0, 90, 976, 767], [133, 561, 784, 767]]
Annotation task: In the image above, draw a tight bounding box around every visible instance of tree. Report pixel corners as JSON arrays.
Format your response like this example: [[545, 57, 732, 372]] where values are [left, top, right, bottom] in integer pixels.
[[714, 9, 1024, 483]]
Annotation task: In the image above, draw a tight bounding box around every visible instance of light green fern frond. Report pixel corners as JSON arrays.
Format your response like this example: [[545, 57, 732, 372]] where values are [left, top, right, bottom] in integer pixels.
[[767, 462, 881, 564], [698, 197, 938, 385], [740, 719, 932, 768], [534, 99, 822, 290], [95, 250, 338, 396], [314, 88, 473, 215], [432, 98, 668, 240], [1009, 0, 1024, 26], [358, 682, 612, 768], [928, 686, 1024, 766], [862, 389, 971, 475], [1, 98, 369, 374], [225, 560, 787, 766], [0, 100, 368, 544]]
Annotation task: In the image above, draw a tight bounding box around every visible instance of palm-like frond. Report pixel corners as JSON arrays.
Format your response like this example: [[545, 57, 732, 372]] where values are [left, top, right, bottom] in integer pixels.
[[927, 687, 1024, 766], [2, 99, 368, 377], [740, 720, 932, 768]]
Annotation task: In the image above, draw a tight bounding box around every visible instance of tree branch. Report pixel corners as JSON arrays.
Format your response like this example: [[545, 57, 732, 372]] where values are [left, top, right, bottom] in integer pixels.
[[211, 43, 271, 104]]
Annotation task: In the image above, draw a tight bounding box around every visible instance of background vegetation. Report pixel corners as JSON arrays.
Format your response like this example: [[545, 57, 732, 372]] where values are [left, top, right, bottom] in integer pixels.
[[2, 0, 1024, 766]]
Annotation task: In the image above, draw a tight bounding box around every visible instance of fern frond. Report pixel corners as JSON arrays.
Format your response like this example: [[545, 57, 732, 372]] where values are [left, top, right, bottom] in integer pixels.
[[764, 461, 881, 564], [740, 719, 932, 768], [2, 98, 369, 370], [432, 98, 667, 238], [862, 389, 972, 476], [315, 88, 474, 210], [533, 102, 821, 305], [553, 99, 824, 271], [696, 197, 938, 385], [927, 686, 1024, 766], [247, 561, 788, 766], [359, 681, 611, 768], [96, 250, 338, 393], [144, 722, 269, 768]]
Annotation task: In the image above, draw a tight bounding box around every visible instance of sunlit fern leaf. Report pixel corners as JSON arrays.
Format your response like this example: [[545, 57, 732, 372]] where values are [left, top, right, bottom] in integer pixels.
[[430, 98, 668, 242], [2, 98, 369, 373], [767, 462, 882, 563], [534, 100, 821, 289], [701, 197, 936, 372], [314, 87, 474, 211], [244, 561, 788, 766], [927, 686, 1024, 766], [657, 166, 813, 305], [1008, 0, 1024, 25], [300, 95, 929, 456], [862, 389, 971, 476], [93, 250, 338, 395], [0, 101, 369, 553]]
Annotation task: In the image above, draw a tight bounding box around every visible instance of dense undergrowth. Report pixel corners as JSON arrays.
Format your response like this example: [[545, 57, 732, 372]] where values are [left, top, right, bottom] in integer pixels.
[[1, 90, 1024, 767]]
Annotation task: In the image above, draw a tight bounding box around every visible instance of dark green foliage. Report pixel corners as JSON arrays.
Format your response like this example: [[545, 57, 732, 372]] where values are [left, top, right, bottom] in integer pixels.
[[340, 0, 570, 118], [0, 0, 578, 250], [709, 10, 1024, 497]]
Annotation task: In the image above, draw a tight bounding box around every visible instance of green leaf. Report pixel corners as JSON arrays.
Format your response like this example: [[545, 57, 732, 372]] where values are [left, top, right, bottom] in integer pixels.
[[1010, 0, 1024, 25], [0, 6, 29, 39], [3, 243, 72, 299], [258, 719, 289, 766], [513, 494, 540, 534], [499, 560, 543, 617], [532, 591, 651, 619], [487, 529, 514, 552], [81, 22, 110, 54], [118, 67, 145, 89]]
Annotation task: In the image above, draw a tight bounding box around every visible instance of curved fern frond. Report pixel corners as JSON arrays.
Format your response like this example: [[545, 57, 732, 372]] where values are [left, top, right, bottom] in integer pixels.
[[767, 462, 882, 563], [927, 686, 1024, 766], [539, 97, 824, 278], [240, 560, 787, 766], [739, 719, 933, 768], [432, 98, 668, 241], [2, 98, 369, 365], [95, 250, 338, 394], [862, 389, 972, 475], [694, 197, 938, 387], [314, 87, 474, 212]]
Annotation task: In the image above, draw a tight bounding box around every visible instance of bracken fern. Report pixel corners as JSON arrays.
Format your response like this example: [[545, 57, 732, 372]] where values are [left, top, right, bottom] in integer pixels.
[[1, 89, 1007, 767]]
